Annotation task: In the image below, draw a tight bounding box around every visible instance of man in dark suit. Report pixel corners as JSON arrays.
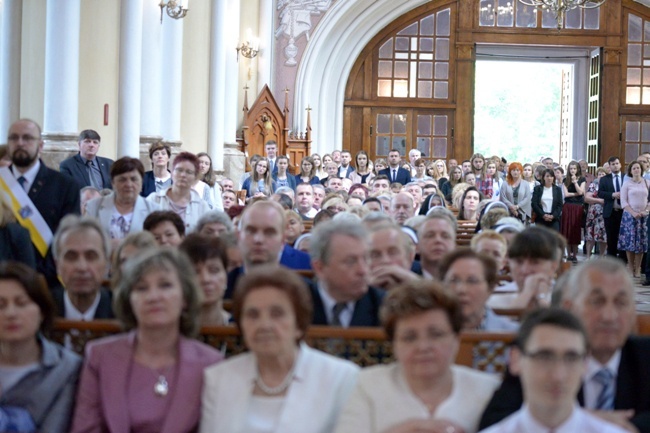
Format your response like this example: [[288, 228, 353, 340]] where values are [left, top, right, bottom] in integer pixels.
[[225, 200, 311, 298], [479, 257, 650, 433], [338, 150, 355, 178], [379, 148, 411, 185], [51, 215, 114, 319], [265, 140, 279, 176], [598, 156, 626, 258], [60, 129, 114, 190], [4, 119, 80, 284], [309, 219, 385, 327]]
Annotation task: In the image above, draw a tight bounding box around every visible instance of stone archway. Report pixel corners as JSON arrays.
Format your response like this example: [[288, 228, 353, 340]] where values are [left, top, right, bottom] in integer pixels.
[[293, 0, 429, 155]]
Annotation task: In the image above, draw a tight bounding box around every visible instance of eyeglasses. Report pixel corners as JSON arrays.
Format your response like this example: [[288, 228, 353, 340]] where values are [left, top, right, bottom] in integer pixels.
[[522, 350, 585, 368], [8, 134, 38, 142], [173, 167, 196, 176]]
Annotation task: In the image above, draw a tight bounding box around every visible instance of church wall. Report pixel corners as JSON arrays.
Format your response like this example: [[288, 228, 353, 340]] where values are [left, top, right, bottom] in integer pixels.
[[180, 0, 212, 157], [78, 0, 119, 160], [19, 0, 46, 125]]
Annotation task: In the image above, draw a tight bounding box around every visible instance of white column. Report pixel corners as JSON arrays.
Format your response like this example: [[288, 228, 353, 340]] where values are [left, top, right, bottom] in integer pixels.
[[140, 0, 163, 137], [43, 0, 80, 134], [223, 0, 240, 144], [0, 0, 22, 136], [257, 0, 273, 92], [208, 0, 227, 170], [160, 14, 184, 141], [118, 0, 144, 157]]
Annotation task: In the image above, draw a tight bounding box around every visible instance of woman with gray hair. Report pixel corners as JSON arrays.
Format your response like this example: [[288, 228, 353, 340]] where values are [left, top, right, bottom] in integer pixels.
[[71, 248, 223, 433], [196, 210, 234, 237]]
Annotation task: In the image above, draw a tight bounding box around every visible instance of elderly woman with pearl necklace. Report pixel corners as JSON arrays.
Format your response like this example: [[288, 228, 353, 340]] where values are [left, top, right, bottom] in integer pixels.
[[200, 266, 359, 433]]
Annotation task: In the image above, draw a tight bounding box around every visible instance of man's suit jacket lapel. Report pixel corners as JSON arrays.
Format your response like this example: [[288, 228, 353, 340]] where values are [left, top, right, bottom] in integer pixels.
[[95, 290, 114, 319], [309, 282, 328, 325], [27, 163, 49, 202], [350, 289, 381, 326], [73, 154, 92, 186], [576, 338, 649, 410], [614, 338, 650, 411], [97, 157, 111, 188]]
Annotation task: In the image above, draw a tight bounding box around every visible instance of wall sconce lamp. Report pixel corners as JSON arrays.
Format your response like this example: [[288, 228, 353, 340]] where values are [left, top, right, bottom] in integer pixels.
[[159, 0, 189, 24], [237, 29, 260, 60]]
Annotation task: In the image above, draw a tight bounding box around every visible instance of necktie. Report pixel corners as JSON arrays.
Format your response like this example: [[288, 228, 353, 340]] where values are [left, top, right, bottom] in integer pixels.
[[17, 176, 27, 191], [615, 174, 621, 207], [392, 169, 397, 182], [86, 160, 102, 189], [269, 159, 274, 173], [331, 303, 347, 327], [594, 368, 615, 410]]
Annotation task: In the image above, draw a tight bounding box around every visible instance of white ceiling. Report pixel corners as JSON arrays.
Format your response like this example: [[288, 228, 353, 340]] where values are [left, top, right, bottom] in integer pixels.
[[635, 0, 650, 7]]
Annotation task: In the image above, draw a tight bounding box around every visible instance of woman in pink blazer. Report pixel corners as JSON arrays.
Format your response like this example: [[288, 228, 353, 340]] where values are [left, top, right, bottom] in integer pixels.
[[71, 248, 223, 433]]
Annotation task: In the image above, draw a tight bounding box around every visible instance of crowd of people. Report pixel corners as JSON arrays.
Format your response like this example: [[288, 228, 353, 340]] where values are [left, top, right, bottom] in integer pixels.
[[0, 118, 649, 432]]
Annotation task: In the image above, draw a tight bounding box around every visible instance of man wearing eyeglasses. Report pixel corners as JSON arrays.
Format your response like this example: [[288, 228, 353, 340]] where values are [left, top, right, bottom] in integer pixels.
[[480, 257, 650, 433], [480, 308, 626, 433], [1, 119, 80, 285]]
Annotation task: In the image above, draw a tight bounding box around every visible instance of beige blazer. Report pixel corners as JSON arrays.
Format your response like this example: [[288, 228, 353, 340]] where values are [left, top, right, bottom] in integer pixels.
[[85, 193, 160, 237]]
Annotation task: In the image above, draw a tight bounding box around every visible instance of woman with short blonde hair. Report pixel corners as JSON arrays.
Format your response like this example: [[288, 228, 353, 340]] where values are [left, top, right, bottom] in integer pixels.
[[335, 281, 499, 433]]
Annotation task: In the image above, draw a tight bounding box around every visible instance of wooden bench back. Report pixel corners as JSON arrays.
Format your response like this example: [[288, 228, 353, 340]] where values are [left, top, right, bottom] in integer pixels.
[[50, 319, 515, 371], [456, 220, 477, 246]]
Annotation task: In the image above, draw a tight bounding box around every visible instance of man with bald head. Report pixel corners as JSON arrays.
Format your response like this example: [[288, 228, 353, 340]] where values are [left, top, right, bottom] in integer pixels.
[[1, 119, 80, 284], [404, 182, 424, 212], [225, 200, 311, 298], [408, 149, 421, 175], [480, 257, 650, 433], [368, 223, 419, 290], [416, 208, 457, 279]]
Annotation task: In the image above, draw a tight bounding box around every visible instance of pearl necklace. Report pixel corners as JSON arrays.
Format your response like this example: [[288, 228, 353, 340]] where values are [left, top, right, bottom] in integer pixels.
[[255, 365, 296, 395]]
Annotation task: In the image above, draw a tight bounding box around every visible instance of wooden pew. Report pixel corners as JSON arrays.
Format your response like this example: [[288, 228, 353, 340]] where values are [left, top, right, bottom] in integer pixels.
[[636, 314, 650, 335], [235, 190, 247, 204], [52, 313, 650, 371], [302, 219, 314, 233], [456, 220, 477, 246], [50, 319, 515, 372]]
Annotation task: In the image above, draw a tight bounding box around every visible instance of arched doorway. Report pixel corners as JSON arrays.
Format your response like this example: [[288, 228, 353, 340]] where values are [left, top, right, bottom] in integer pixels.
[[336, 0, 650, 168]]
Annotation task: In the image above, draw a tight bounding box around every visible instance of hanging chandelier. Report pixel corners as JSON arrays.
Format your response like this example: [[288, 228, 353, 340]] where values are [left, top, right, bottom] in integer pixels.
[[517, 0, 606, 29]]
